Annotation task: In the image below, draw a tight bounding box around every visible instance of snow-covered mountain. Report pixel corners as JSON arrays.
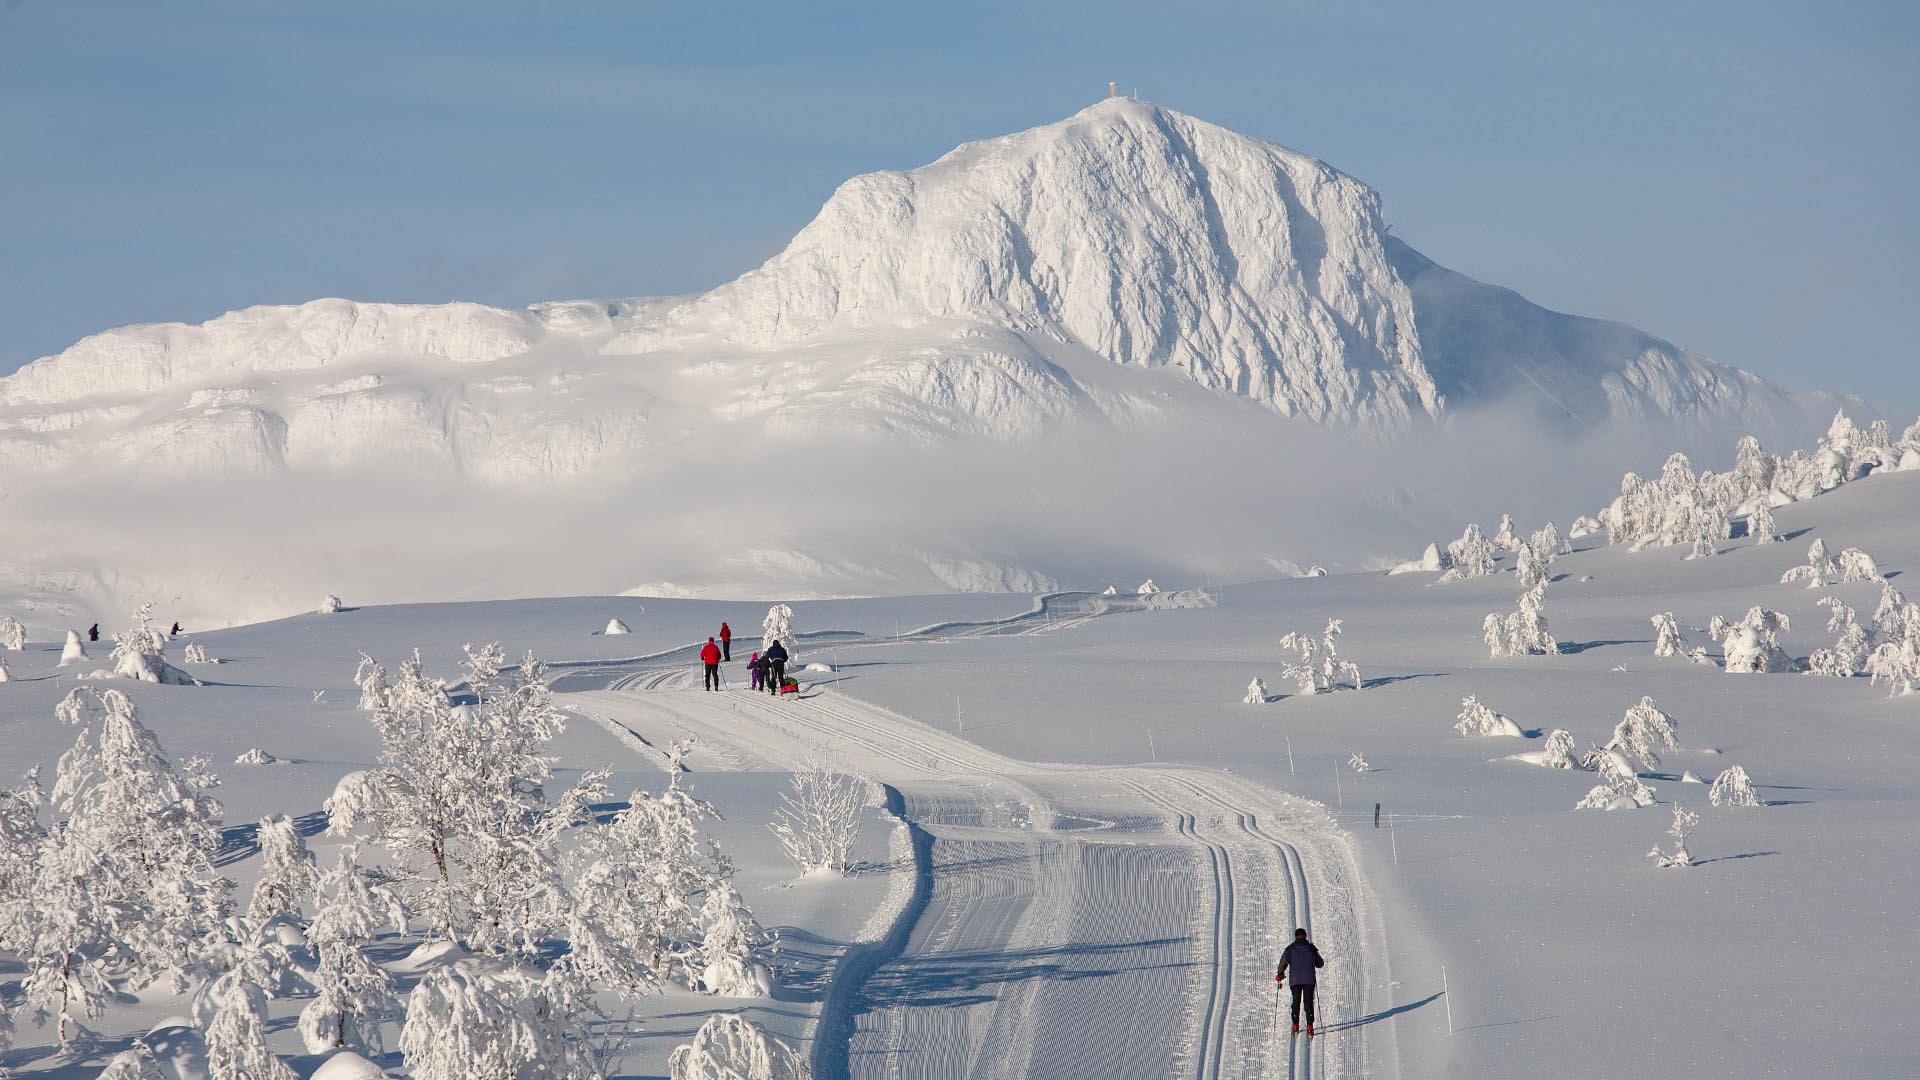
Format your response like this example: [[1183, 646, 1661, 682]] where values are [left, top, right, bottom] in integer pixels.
[[0, 99, 1853, 618]]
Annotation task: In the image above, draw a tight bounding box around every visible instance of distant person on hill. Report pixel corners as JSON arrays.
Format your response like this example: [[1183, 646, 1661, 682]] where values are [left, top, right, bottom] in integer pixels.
[[699, 637, 722, 691], [748, 651, 765, 691], [720, 621, 732, 662], [763, 639, 788, 696], [170, 621, 182, 637], [87, 623, 99, 642], [1277, 928, 1325, 1036]]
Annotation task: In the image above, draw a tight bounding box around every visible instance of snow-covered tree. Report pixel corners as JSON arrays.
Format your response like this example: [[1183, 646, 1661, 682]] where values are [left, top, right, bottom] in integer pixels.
[[1834, 547, 1884, 584], [1650, 612, 1689, 658], [246, 813, 320, 927], [696, 880, 771, 997], [399, 962, 607, 1080], [334, 646, 603, 951], [1721, 607, 1796, 674], [300, 847, 403, 1055], [1137, 579, 1161, 595], [203, 937, 297, 1080], [1575, 749, 1655, 810], [1605, 696, 1680, 771], [1708, 765, 1764, 808], [1780, 538, 1836, 588], [1243, 678, 1268, 705], [771, 760, 867, 878], [181, 642, 210, 664], [353, 654, 390, 712], [1484, 580, 1556, 657], [0, 615, 23, 651], [1541, 729, 1579, 769], [1647, 803, 1698, 868], [1514, 543, 1549, 589], [99, 1043, 169, 1080], [1732, 434, 1776, 500], [60, 629, 89, 665], [1806, 598, 1870, 678], [1439, 523, 1496, 581], [669, 1013, 812, 1080], [1531, 521, 1570, 559], [1454, 695, 1521, 737], [1747, 499, 1779, 544], [1278, 619, 1361, 693], [1866, 602, 1920, 696], [761, 604, 795, 655], [1347, 751, 1369, 774], [109, 604, 197, 685], [36, 687, 228, 1007], [1492, 513, 1521, 553]]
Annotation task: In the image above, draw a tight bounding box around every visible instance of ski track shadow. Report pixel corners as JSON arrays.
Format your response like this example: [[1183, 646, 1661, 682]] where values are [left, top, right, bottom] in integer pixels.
[[1779, 527, 1815, 542], [1695, 851, 1781, 865], [1456, 1013, 1559, 1033], [855, 938, 1192, 1010], [1320, 990, 1443, 1032], [1361, 673, 1447, 689], [1557, 639, 1647, 655]]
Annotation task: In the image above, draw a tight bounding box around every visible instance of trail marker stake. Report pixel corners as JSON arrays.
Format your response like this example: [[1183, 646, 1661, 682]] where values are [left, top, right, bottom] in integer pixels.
[[1443, 965, 1454, 1034]]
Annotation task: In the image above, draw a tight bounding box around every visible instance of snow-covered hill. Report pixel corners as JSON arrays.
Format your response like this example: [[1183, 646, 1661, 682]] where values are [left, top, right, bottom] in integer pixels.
[[0, 98, 1856, 619]]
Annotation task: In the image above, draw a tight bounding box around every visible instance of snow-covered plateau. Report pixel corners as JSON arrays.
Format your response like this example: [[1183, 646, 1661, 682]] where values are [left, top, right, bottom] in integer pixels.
[[0, 419, 1916, 1077], [0, 98, 1865, 626]]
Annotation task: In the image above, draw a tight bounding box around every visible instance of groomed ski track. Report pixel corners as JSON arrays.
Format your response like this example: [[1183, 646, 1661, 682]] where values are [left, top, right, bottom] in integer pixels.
[[557, 615, 1393, 1080]]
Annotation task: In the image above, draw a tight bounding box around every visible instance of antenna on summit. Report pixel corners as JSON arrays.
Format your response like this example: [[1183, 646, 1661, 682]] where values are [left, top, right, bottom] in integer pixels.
[[1108, 81, 1117, 99]]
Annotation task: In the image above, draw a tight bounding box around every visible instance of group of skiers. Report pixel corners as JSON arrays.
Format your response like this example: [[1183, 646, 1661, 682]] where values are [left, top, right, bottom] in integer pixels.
[[696, 621, 790, 695]]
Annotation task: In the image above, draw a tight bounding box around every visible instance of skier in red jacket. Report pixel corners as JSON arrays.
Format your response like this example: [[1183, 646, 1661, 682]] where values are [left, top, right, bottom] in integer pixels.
[[700, 638, 722, 691], [719, 621, 732, 662]]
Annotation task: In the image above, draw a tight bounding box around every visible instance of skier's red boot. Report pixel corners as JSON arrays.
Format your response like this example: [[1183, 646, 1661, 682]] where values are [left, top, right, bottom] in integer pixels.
[[1305, 1024, 1315, 1037]]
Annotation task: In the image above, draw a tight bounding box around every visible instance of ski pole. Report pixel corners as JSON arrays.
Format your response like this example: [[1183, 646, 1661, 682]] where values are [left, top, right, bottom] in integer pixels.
[[1273, 978, 1280, 1040]]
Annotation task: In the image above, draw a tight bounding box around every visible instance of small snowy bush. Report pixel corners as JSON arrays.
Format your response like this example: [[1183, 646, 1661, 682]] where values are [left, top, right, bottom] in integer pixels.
[[353, 653, 390, 712], [1454, 695, 1522, 737], [1243, 678, 1268, 705], [1347, 751, 1369, 774], [109, 603, 198, 685], [1720, 607, 1795, 674], [1747, 500, 1778, 544], [603, 618, 630, 635], [696, 880, 771, 997], [317, 595, 344, 615], [0, 652, 8, 683], [669, 1013, 812, 1080], [1439, 523, 1496, 581], [771, 760, 868, 877], [0, 615, 23, 651], [1806, 598, 1870, 678], [1780, 539, 1837, 588], [1484, 580, 1556, 657], [1650, 612, 1688, 658], [1708, 765, 1764, 808], [1137, 578, 1160, 595], [1541, 729, 1578, 769], [1866, 607, 1920, 696], [60, 629, 88, 665], [1576, 750, 1656, 811], [235, 747, 279, 765], [1277, 619, 1361, 695], [1604, 696, 1680, 771], [1647, 803, 1698, 868]]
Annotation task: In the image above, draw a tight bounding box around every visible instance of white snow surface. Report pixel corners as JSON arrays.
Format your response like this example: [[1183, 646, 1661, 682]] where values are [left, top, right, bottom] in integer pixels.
[[0, 99, 1858, 624]]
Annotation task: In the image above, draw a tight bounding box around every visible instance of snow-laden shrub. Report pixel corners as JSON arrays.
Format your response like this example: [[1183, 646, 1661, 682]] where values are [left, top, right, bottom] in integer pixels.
[[1278, 619, 1361, 694], [1492, 513, 1520, 552], [1720, 607, 1795, 674], [1347, 751, 1369, 774], [1541, 729, 1579, 769], [1439, 523, 1496, 581], [669, 1013, 812, 1080], [1650, 612, 1689, 658], [1569, 514, 1603, 539], [1101, 585, 1118, 596], [1243, 678, 1268, 705], [1137, 579, 1160, 595], [310, 1051, 391, 1079], [1835, 547, 1884, 584], [1604, 696, 1680, 771], [1454, 695, 1523, 737], [1747, 500, 1779, 544], [1575, 749, 1655, 810], [60, 629, 89, 665], [762, 603, 795, 654], [1780, 539, 1836, 588], [1388, 542, 1445, 575], [1866, 601, 1920, 696], [300, 847, 403, 1055], [564, 776, 735, 995], [1806, 598, 1870, 678], [0, 615, 23, 651], [109, 603, 198, 685], [1484, 580, 1556, 657], [1531, 521, 1570, 559], [771, 760, 868, 877], [353, 653, 389, 712], [247, 813, 320, 926], [399, 961, 608, 1080], [603, 618, 630, 636], [204, 939, 297, 1080], [0, 652, 8, 683], [696, 881, 771, 997], [1647, 803, 1698, 868], [182, 642, 218, 664], [235, 747, 280, 765], [317, 595, 344, 615], [99, 1044, 168, 1080], [1708, 765, 1764, 808]]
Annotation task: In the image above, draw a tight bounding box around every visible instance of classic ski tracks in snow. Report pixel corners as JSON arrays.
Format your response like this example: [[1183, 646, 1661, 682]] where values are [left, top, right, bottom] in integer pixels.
[[562, 673, 1384, 1080]]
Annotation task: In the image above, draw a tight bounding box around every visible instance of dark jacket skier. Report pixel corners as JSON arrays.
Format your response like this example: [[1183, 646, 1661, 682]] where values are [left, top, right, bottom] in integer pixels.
[[699, 638, 722, 691], [1277, 929, 1325, 1033], [87, 623, 99, 642], [763, 640, 788, 696], [169, 622, 182, 636]]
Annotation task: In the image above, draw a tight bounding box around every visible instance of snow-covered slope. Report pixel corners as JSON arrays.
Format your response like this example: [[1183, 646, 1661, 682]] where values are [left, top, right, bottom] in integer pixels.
[[0, 98, 1855, 616]]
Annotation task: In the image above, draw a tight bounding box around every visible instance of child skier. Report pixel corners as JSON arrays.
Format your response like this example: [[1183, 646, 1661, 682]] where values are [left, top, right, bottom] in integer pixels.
[[748, 651, 765, 691], [1277, 928, 1325, 1035]]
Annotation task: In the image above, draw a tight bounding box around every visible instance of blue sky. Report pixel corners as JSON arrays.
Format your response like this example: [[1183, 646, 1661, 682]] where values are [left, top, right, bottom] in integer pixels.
[[2, 1, 1915, 405]]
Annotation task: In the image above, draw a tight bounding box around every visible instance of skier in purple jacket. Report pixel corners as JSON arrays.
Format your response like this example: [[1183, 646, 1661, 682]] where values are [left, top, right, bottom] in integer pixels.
[[1277, 928, 1325, 1035]]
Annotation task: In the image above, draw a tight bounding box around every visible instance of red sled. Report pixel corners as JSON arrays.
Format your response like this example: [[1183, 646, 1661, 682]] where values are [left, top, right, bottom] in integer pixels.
[[779, 677, 800, 695]]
